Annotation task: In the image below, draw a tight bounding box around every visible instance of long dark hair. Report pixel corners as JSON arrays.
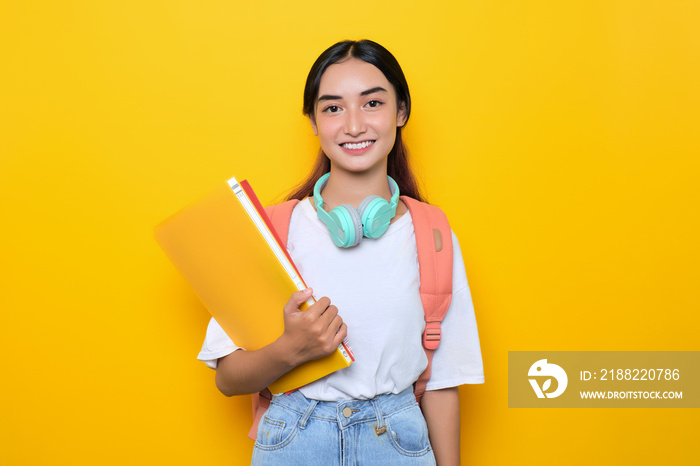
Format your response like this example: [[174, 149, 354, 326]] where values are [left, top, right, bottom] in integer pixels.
[[286, 40, 425, 202]]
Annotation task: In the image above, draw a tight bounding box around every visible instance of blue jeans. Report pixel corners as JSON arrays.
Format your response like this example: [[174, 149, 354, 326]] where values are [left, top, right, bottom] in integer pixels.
[[251, 387, 436, 465]]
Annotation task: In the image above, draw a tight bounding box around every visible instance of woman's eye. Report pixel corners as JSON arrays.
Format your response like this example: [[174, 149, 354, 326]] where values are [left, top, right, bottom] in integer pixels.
[[366, 100, 383, 108], [324, 105, 341, 113]]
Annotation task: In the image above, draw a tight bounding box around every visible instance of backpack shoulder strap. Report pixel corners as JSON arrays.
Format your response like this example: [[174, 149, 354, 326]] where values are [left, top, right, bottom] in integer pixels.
[[263, 199, 300, 249], [249, 389, 272, 440], [248, 199, 300, 440], [400, 196, 454, 403]]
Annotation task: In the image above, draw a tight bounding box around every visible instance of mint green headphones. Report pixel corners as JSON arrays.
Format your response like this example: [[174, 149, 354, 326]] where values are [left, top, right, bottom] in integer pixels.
[[314, 173, 400, 248]]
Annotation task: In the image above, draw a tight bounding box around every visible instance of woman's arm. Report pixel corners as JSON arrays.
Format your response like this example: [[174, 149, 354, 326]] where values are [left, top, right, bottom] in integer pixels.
[[215, 288, 347, 396], [421, 387, 461, 466]]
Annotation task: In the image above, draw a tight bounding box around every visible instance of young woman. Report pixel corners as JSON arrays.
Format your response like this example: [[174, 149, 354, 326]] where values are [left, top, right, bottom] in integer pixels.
[[198, 40, 484, 465]]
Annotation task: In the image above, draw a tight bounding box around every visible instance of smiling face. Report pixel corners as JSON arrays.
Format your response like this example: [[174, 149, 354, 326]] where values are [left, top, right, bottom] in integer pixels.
[[310, 58, 407, 177]]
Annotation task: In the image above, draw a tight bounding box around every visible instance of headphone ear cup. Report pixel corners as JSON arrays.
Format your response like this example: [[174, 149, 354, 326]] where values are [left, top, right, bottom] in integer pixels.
[[358, 195, 393, 238], [328, 204, 363, 248]]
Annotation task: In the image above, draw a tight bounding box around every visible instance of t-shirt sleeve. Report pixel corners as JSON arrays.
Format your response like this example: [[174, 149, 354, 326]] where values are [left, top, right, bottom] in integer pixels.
[[426, 231, 485, 390], [196, 317, 242, 369]]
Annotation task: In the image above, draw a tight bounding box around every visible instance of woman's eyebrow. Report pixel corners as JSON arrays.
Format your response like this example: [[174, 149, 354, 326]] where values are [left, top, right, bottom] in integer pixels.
[[360, 86, 387, 96], [318, 94, 342, 102], [318, 87, 388, 102]]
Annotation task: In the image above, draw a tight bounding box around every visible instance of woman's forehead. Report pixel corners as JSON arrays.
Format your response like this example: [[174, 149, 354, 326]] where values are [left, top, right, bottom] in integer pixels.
[[317, 58, 393, 98]]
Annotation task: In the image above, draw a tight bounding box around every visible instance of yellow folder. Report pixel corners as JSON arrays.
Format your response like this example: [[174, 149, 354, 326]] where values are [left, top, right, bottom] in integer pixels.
[[154, 177, 353, 394]]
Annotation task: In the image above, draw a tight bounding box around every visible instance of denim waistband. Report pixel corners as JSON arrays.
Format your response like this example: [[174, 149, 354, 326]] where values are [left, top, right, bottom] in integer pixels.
[[270, 387, 417, 430]]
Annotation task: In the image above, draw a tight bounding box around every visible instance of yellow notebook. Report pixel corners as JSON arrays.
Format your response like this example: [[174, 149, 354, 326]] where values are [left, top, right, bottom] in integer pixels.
[[154, 177, 353, 394]]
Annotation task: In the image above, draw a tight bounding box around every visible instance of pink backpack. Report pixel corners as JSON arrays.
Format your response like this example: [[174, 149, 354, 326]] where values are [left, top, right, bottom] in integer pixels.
[[248, 196, 453, 439]]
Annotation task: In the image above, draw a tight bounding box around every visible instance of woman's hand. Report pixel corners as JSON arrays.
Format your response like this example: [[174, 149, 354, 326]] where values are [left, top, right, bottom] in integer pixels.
[[214, 288, 346, 397], [277, 288, 347, 367]]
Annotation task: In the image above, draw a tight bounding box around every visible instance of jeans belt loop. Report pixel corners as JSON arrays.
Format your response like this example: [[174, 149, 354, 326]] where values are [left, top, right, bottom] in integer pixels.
[[299, 399, 319, 430], [370, 397, 387, 435]]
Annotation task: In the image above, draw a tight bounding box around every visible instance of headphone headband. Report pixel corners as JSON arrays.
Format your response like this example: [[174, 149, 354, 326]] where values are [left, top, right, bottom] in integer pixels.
[[314, 173, 399, 210], [313, 173, 400, 248]]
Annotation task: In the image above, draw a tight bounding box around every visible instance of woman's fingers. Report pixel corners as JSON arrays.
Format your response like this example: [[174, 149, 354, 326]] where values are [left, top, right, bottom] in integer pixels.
[[333, 321, 348, 347], [308, 296, 332, 318], [283, 288, 314, 315], [280, 290, 346, 361]]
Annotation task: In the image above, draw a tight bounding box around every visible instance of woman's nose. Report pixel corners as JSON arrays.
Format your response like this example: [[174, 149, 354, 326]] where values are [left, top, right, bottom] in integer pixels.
[[344, 108, 366, 136]]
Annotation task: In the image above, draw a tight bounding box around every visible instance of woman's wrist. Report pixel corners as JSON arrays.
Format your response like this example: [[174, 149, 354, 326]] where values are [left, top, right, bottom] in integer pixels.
[[270, 334, 305, 369]]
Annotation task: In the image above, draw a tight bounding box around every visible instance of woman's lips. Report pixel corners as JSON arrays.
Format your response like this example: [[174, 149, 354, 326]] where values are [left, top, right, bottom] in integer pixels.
[[340, 140, 375, 154]]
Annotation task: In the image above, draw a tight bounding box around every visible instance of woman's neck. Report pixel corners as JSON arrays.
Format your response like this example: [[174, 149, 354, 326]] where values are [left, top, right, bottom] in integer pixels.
[[319, 170, 393, 210]]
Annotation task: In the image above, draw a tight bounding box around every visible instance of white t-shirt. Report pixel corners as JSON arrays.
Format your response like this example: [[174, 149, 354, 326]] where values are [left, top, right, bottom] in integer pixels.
[[198, 199, 484, 400]]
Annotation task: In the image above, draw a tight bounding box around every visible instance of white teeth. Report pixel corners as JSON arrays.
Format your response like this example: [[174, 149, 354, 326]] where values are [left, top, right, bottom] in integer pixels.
[[342, 141, 374, 150]]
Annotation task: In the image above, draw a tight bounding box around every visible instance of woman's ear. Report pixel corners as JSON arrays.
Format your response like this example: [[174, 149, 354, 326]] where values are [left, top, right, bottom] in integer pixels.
[[397, 102, 408, 128], [309, 116, 318, 136]]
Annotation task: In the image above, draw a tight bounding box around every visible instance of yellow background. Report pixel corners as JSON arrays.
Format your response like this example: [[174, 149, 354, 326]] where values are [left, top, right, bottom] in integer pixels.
[[1, 1, 698, 464]]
